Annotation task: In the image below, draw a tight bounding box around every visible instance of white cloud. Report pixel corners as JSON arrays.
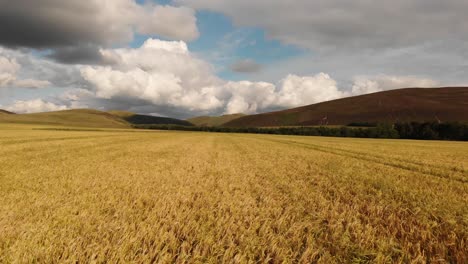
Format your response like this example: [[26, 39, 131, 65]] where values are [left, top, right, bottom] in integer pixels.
[[13, 79, 51, 89], [223, 81, 277, 114], [81, 39, 224, 112], [1, 39, 444, 117], [222, 74, 347, 114], [352, 75, 440, 95], [136, 4, 198, 41], [276, 74, 347, 107], [6, 99, 68, 113], [79, 38, 351, 116], [0, 56, 19, 86], [0, 55, 51, 89]]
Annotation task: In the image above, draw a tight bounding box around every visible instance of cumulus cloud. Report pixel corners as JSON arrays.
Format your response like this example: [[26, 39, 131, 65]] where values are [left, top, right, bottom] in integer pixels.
[[136, 5, 198, 41], [1, 38, 444, 117], [220, 73, 348, 114], [0, 56, 19, 86], [230, 59, 262, 73], [351, 75, 440, 95], [5, 99, 68, 114], [276, 74, 347, 107], [178, 0, 468, 51], [77, 38, 351, 116], [0, 47, 89, 90], [223, 81, 277, 114], [13, 79, 51, 89], [0, 0, 199, 64], [81, 39, 224, 112], [0, 55, 51, 89]]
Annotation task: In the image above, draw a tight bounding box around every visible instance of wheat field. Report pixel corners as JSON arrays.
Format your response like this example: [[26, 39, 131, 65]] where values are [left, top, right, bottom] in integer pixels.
[[0, 125, 467, 263]]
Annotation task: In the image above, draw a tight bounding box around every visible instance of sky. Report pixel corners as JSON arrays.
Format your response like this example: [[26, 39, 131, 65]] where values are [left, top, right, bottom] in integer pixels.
[[0, 0, 467, 118]]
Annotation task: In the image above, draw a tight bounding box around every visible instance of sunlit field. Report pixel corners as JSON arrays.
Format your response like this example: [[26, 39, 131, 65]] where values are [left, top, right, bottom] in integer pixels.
[[0, 125, 467, 263]]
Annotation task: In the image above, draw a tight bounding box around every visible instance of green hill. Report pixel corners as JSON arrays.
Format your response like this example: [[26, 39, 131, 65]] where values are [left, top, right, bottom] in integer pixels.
[[225, 87, 468, 127], [0, 109, 194, 128], [188, 114, 245, 127], [109, 110, 193, 126], [107, 110, 136, 118], [0, 109, 14, 114], [0, 109, 130, 128]]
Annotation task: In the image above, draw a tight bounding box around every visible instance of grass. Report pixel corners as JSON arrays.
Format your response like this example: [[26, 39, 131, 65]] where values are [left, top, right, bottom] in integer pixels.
[[0, 124, 467, 263]]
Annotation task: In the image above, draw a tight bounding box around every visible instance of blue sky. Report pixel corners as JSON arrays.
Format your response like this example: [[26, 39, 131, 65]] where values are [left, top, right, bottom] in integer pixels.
[[131, 9, 304, 81]]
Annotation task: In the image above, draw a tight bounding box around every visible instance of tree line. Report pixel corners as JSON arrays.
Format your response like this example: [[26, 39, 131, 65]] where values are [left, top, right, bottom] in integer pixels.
[[134, 122, 468, 141]]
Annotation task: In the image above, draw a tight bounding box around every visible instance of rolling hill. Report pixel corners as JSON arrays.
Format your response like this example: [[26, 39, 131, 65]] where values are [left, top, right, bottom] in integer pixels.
[[109, 110, 193, 126], [0, 109, 131, 128], [187, 114, 245, 127], [0, 109, 193, 128], [0, 109, 14, 114], [225, 87, 468, 127]]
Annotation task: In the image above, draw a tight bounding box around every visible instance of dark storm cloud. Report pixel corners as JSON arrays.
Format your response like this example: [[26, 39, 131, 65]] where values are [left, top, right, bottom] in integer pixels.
[[0, 0, 198, 64], [0, 1, 110, 48], [46, 45, 111, 65], [0, 0, 129, 64]]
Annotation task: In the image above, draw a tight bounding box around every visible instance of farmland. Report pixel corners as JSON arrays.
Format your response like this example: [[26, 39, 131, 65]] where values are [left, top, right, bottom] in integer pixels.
[[0, 124, 467, 263]]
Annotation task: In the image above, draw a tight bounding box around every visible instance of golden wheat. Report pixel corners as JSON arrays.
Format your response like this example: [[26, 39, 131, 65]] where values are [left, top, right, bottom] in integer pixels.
[[0, 125, 467, 263]]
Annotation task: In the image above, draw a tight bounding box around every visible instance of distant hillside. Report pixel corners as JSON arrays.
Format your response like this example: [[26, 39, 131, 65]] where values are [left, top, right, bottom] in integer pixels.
[[0, 109, 14, 114], [0, 109, 194, 128], [225, 87, 468, 127], [188, 114, 245, 127], [0, 109, 130, 128], [107, 110, 136, 118], [109, 110, 193, 126]]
